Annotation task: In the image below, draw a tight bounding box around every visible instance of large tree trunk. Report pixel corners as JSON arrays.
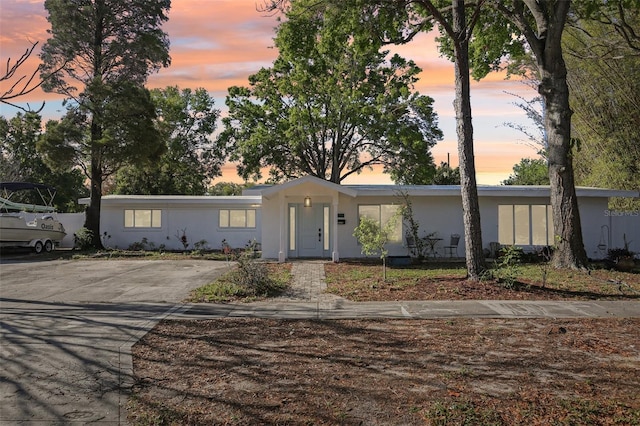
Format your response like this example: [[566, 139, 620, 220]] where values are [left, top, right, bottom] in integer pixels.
[[539, 64, 588, 269], [84, 120, 104, 249], [533, 1, 588, 269], [453, 0, 485, 280]]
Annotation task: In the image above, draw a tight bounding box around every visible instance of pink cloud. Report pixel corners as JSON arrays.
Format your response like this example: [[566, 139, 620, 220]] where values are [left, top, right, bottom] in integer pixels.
[[0, 0, 537, 184]]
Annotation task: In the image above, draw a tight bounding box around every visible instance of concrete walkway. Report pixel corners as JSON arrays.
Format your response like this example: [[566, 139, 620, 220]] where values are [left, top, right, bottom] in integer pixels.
[[177, 261, 640, 320]]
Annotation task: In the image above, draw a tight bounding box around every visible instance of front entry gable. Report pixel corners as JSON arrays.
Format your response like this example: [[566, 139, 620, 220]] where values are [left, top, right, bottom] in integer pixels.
[[258, 176, 356, 262], [258, 175, 358, 200]]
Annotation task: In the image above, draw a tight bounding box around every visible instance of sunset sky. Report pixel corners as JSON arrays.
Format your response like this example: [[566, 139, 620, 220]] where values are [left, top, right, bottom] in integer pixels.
[[0, 0, 540, 185]]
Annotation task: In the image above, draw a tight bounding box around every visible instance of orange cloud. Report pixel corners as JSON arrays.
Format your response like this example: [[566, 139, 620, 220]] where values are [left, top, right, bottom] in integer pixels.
[[0, 0, 539, 184]]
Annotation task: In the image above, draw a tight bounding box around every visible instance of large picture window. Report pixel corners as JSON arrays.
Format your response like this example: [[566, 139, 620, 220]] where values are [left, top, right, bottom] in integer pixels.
[[357, 204, 402, 242], [219, 209, 256, 228], [499, 204, 553, 246], [124, 209, 162, 228]]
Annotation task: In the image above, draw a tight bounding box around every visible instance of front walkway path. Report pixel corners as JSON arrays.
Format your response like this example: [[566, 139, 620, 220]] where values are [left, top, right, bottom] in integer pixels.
[[273, 260, 343, 303]]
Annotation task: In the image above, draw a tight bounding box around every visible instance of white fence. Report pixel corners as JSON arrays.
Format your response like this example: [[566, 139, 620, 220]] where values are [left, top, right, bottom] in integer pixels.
[[57, 213, 85, 248]]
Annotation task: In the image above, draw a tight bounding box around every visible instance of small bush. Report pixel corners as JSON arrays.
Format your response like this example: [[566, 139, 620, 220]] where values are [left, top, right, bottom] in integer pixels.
[[73, 227, 94, 251], [232, 250, 277, 296], [191, 239, 209, 255], [492, 245, 523, 289], [190, 256, 290, 302]]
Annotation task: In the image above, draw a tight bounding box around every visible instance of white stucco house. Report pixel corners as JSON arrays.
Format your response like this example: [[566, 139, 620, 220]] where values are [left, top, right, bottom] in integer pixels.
[[81, 176, 639, 261]]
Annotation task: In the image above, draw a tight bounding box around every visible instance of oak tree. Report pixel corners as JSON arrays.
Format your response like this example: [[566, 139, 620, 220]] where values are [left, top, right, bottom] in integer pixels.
[[220, 0, 442, 184]]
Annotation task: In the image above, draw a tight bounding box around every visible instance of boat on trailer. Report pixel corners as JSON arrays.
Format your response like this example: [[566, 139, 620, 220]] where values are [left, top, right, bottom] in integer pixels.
[[0, 182, 66, 253]]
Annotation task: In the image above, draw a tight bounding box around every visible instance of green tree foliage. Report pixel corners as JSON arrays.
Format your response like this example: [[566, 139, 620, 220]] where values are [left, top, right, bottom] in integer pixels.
[[432, 161, 461, 185], [0, 112, 87, 211], [565, 4, 640, 210], [207, 182, 253, 196], [113, 87, 222, 195], [219, 0, 442, 184], [38, 0, 171, 247], [38, 83, 163, 189], [353, 214, 398, 281], [502, 158, 549, 186]]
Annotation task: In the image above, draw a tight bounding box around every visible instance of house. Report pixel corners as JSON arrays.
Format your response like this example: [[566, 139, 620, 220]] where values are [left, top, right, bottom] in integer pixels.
[[81, 176, 639, 260]]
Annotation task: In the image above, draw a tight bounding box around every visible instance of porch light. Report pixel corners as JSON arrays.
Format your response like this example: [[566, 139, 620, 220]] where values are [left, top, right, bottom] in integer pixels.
[[304, 196, 312, 207]]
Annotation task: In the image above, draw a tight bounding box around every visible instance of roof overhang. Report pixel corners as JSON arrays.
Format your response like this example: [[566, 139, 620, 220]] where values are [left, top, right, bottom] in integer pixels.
[[79, 195, 262, 207], [259, 176, 358, 199], [343, 184, 638, 198]]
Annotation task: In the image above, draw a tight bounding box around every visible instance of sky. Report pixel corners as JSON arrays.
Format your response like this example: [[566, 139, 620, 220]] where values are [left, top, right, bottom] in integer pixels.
[[0, 0, 540, 185]]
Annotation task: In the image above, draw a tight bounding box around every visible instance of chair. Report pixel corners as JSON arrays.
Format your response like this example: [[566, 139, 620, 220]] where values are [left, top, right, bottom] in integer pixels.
[[444, 234, 460, 258]]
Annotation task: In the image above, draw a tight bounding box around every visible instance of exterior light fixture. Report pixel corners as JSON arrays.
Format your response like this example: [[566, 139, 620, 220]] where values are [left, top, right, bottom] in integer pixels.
[[304, 196, 312, 207]]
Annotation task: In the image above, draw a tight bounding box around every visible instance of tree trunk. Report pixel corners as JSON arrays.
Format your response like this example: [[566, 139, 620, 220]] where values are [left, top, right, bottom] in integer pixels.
[[84, 120, 104, 249], [539, 66, 588, 269], [532, 1, 588, 270], [453, 0, 485, 280]]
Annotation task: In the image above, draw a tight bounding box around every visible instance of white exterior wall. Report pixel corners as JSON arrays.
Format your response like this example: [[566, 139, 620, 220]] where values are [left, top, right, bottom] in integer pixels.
[[259, 180, 348, 260], [333, 194, 466, 259], [608, 212, 640, 257], [99, 197, 261, 251], [83, 178, 637, 260], [260, 195, 283, 260]]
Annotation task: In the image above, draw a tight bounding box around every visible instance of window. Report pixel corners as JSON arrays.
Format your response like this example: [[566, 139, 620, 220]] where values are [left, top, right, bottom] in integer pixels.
[[499, 205, 553, 246], [289, 206, 296, 251], [357, 204, 402, 242], [124, 209, 161, 228], [219, 209, 256, 228]]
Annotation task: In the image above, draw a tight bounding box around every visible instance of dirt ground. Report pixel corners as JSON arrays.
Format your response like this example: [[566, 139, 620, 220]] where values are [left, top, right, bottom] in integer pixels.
[[128, 262, 640, 425], [324, 262, 640, 302], [130, 318, 639, 425]]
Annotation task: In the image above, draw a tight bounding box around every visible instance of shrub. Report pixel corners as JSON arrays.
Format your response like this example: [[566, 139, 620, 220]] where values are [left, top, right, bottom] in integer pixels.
[[231, 249, 280, 296], [192, 239, 209, 255], [73, 227, 94, 251], [492, 245, 523, 289]]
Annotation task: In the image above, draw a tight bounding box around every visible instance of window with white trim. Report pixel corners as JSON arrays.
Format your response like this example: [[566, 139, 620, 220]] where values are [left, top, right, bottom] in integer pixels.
[[219, 209, 256, 228], [357, 204, 402, 243], [498, 204, 554, 246], [124, 209, 162, 228]]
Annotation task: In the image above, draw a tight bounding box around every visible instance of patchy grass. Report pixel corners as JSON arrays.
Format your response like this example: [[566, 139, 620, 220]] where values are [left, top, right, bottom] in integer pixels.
[[188, 262, 292, 302], [325, 260, 640, 301], [0, 247, 234, 261]]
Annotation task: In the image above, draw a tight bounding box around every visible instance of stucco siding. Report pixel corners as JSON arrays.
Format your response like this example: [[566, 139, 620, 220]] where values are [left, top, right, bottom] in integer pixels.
[[99, 198, 261, 251]]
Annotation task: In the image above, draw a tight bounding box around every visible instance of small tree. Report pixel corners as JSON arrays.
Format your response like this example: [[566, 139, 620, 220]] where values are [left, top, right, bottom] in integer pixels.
[[397, 190, 427, 261], [353, 215, 398, 281]]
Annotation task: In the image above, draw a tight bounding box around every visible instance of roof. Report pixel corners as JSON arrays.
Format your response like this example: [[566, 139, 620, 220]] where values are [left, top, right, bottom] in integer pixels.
[[246, 176, 638, 199], [257, 175, 358, 199], [79, 195, 262, 207], [78, 177, 639, 206], [345, 184, 638, 198]]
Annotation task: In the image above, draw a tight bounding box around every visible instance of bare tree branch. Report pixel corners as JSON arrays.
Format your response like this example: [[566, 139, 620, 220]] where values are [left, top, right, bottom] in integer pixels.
[[1, 42, 46, 113]]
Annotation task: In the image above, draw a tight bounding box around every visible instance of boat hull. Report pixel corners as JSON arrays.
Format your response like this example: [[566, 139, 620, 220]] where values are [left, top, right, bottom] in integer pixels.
[[0, 214, 66, 244]]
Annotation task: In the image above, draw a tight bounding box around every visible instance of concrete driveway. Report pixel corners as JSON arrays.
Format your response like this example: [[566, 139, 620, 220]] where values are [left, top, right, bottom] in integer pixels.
[[0, 257, 230, 425]]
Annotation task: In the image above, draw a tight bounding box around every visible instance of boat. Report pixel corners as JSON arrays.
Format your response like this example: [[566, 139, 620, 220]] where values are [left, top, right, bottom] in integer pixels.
[[0, 182, 66, 253]]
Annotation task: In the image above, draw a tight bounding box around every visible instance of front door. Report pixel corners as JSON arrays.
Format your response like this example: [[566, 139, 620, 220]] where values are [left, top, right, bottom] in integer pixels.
[[289, 203, 330, 258]]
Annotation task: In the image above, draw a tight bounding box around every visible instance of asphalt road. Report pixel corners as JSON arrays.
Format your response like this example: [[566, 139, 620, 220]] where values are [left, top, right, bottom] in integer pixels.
[[0, 257, 230, 425]]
